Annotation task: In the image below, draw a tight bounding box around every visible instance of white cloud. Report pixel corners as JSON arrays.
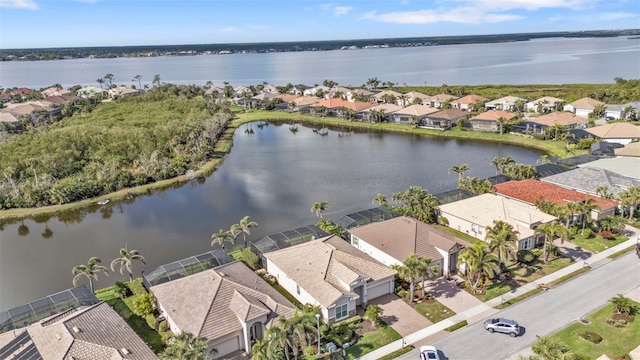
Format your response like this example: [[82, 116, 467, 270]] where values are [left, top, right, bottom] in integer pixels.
[[599, 12, 636, 21], [363, 7, 522, 24], [333, 6, 352, 16], [0, 0, 38, 9]]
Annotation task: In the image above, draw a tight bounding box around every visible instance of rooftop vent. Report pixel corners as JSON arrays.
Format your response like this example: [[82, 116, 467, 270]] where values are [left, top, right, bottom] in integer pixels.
[[72, 326, 80, 333], [121, 348, 130, 355]]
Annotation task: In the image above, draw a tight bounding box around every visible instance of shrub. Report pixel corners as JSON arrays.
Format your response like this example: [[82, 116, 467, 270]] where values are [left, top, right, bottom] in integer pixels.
[[145, 314, 157, 330], [612, 313, 635, 322], [578, 331, 602, 344], [127, 279, 147, 296], [132, 293, 154, 317], [158, 320, 168, 332], [325, 322, 354, 346], [241, 247, 260, 270], [582, 229, 593, 238], [397, 290, 409, 299], [114, 281, 132, 299], [305, 346, 316, 356], [517, 250, 536, 265], [598, 230, 615, 240], [531, 248, 543, 258]]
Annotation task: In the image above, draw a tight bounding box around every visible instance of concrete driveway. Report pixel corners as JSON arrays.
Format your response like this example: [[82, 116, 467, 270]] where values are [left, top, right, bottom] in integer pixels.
[[368, 294, 432, 337], [422, 277, 483, 314]]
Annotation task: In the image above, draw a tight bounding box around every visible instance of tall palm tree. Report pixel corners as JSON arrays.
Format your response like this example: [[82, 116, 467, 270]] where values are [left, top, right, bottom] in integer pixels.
[[238, 215, 258, 248], [160, 331, 214, 360], [110, 247, 146, 282], [485, 220, 518, 269], [252, 339, 269, 360], [578, 198, 599, 235], [449, 163, 471, 183], [618, 186, 640, 220], [103, 73, 114, 87], [372, 193, 388, 207], [310, 201, 329, 221], [534, 221, 568, 263], [96, 78, 105, 90], [72, 257, 109, 293], [392, 254, 426, 302], [459, 242, 500, 291], [211, 228, 233, 250], [490, 156, 502, 175], [132, 74, 142, 90]]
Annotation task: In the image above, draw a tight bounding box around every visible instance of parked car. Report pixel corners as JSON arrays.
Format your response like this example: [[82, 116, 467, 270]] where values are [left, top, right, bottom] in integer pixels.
[[483, 318, 520, 337], [420, 345, 440, 360]]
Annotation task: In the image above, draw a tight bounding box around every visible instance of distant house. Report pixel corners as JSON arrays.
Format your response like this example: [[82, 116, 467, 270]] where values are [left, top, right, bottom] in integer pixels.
[[358, 103, 402, 122], [485, 96, 526, 111], [309, 98, 374, 117], [525, 96, 565, 114], [303, 85, 331, 97], [76, 86, 105, 99], [371, 90, 404, 105], [430, 93, 459, 108], [403, 91, 432, 106], [108, 85, 142, 99], [451, 94, 488, 112], [465, 110, 517, 132], [41, 86, 72, 97], [577, 157, 640, 180], [541, 166, 640, 197], [584, 122, 640, 145], [0, 301, 157, 359], [389, 104, 439, 124], [151, 261, 296, 358], [291, 96, 322, 113], [520, 112, 588, 134], [493, 179, 617, 222], [563, 97, 604, 118], [615, 141, 640, 157], [346, 88, 374, 102], [422, 108, 468, 130], [327, 86, 353, 100], [2, 100, 60, 121], [348, 216, 471, 277], [204, 86, 225, 97], [604, 101, 640, 120], [437, 193, 556, 250], [264, 236, 396, 324]]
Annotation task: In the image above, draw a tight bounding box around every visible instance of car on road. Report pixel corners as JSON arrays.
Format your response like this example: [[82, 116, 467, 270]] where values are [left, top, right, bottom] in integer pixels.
[[483, 318, 520, 337], [419, 345, 440, 360]]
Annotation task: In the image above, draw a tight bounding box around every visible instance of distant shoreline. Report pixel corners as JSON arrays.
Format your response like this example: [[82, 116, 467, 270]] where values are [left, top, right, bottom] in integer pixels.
[[1, 28, 638, 60]]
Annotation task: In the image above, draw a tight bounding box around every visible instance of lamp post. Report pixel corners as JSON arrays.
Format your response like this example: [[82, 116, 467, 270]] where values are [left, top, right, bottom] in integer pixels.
[[315, 313, 321, 355]]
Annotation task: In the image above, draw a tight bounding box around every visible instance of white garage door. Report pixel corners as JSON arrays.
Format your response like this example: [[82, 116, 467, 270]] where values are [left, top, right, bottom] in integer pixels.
[[214, 335, 241, 357], [367, 280, 391, 301]]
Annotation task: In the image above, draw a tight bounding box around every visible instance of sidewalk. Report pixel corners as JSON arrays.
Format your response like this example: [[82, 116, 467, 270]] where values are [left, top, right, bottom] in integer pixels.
[[357, 231, 640, 360]]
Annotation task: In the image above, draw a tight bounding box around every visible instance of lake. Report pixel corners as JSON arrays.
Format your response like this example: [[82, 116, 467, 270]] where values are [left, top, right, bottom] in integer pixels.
[[0, 123, 544, 310], [1, 37, 639, 89]]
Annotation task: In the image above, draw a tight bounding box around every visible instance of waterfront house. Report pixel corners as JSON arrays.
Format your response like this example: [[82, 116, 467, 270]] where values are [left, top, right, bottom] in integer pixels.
[[309, 98, 374, 117], [371, 90, 404, 105], [290, 95, 322, 113], [584, 122, 640, 145], [604, 101, 640, 120], [430, 93, 459, 108], [264, 236, 396, 324], [151, 261, 296, 358], [451, 94, 488, 112], [541, 166, 640, 197], [485, 96, 526, 111], [493, 179, 617, 223], [525, 96, 565, 114], [389, 104, 439, 124], [563, 97, 604, 118], [520, 112, 588, 134], [422, 108, 468, 130], [348, 216, 471, 277], [465, 110, 517, 132], [437, 193, 556, 250], [359, 103, 402, 122]]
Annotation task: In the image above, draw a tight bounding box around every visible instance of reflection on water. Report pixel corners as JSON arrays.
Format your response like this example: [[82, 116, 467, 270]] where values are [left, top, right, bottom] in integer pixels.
[[0, 123, 544, 310]]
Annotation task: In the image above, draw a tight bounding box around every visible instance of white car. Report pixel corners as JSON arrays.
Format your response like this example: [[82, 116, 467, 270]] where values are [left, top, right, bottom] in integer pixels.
[[420, 345, 440, 360]]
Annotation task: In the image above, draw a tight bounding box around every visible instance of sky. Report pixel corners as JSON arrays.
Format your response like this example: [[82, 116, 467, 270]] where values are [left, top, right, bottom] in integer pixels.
[[0, 0, 638, 49]]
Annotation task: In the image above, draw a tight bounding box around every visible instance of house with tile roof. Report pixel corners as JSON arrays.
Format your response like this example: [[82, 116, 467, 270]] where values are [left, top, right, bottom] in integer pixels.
[[437, 193, 556, 250], [371, 90, 404, 105], [430, 93, 459, 108], [525, 96, 565, 114], [348, 216, 471, 277], [541, 166, 640, 197], [615, 142, 640, 157], [108, 86, 142, 99], [358, 103, 402, 122], [465, 110, 517, 132], [389, 104, 439, 124], [604, 101, 640, 120], [485, 96, 527, 111], [303, 86, 330, 97], [578, 157, 640, 180], [563, 97, 604, 118], [451, 94, 488, 112], [264, 236, 396, 324], [151, 260, 296, 358], [309, 98, 374, 117], [346, 88, 374, 103], [521, 112, 588, 134], [204, 86, 225, 97], [0, 302, 157, 360], [422, 108, 468, 130], [493, 179, 617, 222], [402, 91, 431, 106], [291, 96, 322, 113], [584, 122, 640, 145]]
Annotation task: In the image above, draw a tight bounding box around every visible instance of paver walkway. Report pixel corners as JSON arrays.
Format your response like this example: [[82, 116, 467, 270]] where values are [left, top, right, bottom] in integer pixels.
[[357, 229, 640, 360], [368, 293, 432, 337]]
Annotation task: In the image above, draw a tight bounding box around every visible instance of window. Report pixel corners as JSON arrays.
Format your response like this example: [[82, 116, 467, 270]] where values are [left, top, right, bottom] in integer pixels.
[[352, 237, 359, 247], [296, 285, 300, 295], [335, 304, 348, 321]]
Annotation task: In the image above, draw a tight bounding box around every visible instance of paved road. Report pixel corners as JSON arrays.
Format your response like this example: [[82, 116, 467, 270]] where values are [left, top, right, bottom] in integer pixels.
[[398, 251, 640, 360]]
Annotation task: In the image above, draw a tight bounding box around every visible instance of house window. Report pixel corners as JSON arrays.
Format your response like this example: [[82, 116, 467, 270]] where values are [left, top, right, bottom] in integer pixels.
[[335, 304, 348, 321], [296, 285, 301, 295], [353, 237, 359, 247]]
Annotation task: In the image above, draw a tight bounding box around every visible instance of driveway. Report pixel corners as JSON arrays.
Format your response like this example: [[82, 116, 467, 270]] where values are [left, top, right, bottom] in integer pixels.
[[422, 277, 483, 314], [368, 294, 432, 337]]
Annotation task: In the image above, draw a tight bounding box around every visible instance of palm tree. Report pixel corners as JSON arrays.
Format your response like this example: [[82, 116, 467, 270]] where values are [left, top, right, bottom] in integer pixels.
[[238, 215, 258, 248], [535, 221, 569, 263], [490, 156, 502, 175], [160, 331, 214, 360], [211, 228, 233, 250], [392, 254, 427, 302], [459, 242, 500, 291], [596, 185, 613, 200], [110, 247, 146, 282], [252, 339, 269, 360], [598, 216, 626, 233], [372, 193, 388, 207], [449, 163, 471, 183], [531, 336, 573, 360], [103, 73, 114, 87], [96, 78, 105, 90], [132, 74, 142, 89], [618, 186, 640, 220], [152, 74, 162, 87], [72, 257, 109, 293], [578, 198, 599, 235], [485, 220, 518, 269], [310, 201, 329, 221], [565, 201, 580, 228], [609, 294, 635, 315]]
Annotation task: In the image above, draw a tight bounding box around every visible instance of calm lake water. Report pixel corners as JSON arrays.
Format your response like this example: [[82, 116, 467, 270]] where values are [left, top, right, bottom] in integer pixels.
[[1, 37, 639, 89], [0, 124, 543, 310]]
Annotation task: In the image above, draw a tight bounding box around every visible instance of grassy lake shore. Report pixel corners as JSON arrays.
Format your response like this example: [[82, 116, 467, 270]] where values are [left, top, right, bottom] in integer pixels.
[[0, 109, 578, 222]]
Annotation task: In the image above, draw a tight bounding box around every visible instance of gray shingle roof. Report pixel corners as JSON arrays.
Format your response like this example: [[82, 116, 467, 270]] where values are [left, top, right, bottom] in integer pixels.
[[541, 166, 640, 196]]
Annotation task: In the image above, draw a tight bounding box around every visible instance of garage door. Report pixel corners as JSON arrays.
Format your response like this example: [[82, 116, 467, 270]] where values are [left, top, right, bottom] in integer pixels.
[[213, 335, 241, 357], [367, 280, 391, 301]]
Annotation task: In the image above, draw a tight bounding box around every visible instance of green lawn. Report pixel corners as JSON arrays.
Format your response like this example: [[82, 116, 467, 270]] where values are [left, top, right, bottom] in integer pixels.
[[547, 302, 640, 359], [413, 300, 456, 323], [571, 234, 628, 253], [344, 326, 402, 360]]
